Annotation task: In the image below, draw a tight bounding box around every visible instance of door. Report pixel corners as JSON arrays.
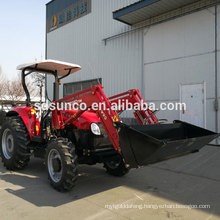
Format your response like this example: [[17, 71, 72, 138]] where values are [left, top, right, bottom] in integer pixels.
[[180, 82, 206, 128]]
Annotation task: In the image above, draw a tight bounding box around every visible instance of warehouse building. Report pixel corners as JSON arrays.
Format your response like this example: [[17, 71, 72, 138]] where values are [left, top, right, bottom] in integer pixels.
[[46, 0, 220, 133]]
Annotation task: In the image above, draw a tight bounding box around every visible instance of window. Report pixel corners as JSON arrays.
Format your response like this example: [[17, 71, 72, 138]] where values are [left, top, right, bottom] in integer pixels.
[[63, 78, 102, 97]]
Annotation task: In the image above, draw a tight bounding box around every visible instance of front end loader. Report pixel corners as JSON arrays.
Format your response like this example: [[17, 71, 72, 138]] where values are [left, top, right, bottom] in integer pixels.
[[0, 60, 219, 191]]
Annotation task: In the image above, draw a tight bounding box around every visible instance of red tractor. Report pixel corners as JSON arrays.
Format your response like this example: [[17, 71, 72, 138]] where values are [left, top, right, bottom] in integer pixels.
[[0, 60, 218, 191]]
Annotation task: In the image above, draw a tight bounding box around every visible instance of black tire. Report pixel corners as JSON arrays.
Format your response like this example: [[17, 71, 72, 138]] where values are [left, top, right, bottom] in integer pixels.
[[104, 155, 130, 177], [0, 116, 31, 170], [46, 138, 78, 192]]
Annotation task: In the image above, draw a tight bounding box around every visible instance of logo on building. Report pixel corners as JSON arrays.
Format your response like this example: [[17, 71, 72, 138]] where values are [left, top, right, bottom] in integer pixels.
[[47, 0, 91, 33], [51, 15, 57, 29]]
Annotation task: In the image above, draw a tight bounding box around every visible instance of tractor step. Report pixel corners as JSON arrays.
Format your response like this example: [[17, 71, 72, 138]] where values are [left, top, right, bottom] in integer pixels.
[[116, 121, 219, 168]]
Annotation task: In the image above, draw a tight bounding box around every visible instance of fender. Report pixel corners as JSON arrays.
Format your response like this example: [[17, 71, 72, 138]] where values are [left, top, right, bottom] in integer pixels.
[[6, 107, 40, 139]]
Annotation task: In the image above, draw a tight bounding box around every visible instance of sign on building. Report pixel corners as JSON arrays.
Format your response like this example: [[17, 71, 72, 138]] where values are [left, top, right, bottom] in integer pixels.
[[47, 0, 91, 33]]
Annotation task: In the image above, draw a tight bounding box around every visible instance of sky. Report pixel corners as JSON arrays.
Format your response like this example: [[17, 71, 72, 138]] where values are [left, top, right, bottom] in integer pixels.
[[0, 0, 49, 79]]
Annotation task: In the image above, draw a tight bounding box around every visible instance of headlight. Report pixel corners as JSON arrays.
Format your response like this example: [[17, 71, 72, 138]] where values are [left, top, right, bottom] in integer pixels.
[[90, 123, 101, 135]]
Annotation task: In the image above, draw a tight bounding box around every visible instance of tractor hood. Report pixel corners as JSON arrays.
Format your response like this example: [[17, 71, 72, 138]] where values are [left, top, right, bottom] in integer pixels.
[[62, 110, 100, 130]]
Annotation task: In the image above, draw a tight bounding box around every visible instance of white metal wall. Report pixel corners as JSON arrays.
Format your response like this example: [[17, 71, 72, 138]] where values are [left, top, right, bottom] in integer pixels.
[[46, 0, 141, 100], [47, 1, 219, 131], [143, 7, 219, 131]]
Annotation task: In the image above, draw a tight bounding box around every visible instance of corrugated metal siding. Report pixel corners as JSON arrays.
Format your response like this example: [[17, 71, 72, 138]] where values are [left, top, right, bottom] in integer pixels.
[[143, 7, 217, 131], [46, 0, 141, 100], [217, 6, 220, 132], [46, 0, 219, 131]]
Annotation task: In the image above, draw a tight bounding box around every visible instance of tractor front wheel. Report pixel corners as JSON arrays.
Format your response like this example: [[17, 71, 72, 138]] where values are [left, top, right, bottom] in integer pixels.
[[46, 138, 78, 192], [104, 155, 130, 177]]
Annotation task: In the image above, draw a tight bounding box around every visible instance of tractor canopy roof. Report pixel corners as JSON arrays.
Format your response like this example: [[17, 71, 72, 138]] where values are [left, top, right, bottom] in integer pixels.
[[17, 59, 81, 77]]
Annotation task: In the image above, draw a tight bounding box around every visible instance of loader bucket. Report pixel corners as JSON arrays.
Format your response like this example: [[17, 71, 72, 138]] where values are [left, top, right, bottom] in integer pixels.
[[116, 120, 219, 168]]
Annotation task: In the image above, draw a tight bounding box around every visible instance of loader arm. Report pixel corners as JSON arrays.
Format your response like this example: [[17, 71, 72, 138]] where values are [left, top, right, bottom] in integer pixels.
[[52, 85, 121, 151], [108, 89, 159, 125], [52, 85, 219, 168]]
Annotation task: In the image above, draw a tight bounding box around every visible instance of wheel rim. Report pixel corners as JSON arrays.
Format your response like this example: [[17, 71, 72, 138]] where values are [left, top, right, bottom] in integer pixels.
[[48, 149, 63, 183], [2, 128, 14, 159]]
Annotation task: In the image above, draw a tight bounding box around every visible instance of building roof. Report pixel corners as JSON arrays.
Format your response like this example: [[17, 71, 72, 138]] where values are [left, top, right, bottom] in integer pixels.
[[113, 0, 202, 25], [46, 0, 54, 5]]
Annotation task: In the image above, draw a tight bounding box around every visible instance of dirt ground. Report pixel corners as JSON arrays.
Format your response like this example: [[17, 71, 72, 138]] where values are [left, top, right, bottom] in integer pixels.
[[0, 146, 220, 220]]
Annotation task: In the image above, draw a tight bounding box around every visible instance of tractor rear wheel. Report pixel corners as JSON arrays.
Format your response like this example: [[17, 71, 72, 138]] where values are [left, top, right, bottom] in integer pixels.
[[104, 155, 130, 177], [46, 138, 78, 192], [0, 116, 31, 170]]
